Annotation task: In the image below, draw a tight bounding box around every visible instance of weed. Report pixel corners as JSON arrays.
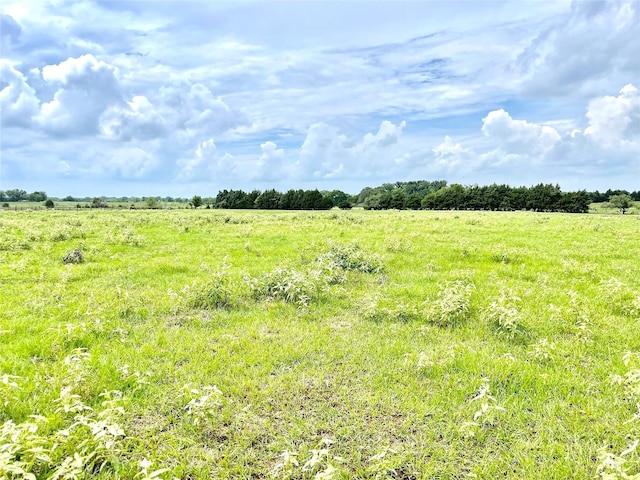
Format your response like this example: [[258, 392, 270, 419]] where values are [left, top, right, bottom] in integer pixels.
[[315, 243, 384, 274], [527, 338, 556, 363], [460, 378, 506, 439], [181, 384, 224, 426], [62, 249, 84, 264], [424, 280, 474, 327], [598, 352, 640, 479], [249, 267, 320, 306], [485, 290, 527, 340], [182, 272, 231, 310]]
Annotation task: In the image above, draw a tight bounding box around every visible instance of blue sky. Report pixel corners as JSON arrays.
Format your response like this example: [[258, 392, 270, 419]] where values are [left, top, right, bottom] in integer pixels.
[[1, 0, 638, 197]]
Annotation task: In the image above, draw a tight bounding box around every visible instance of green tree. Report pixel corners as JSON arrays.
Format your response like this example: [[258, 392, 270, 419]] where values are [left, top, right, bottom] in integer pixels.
[[610, 194, 632, 214], [255, 189, 282, 209], [190, 195, 203, 209], [145, 197, 160, 208], [44, 199, 55, 209], [28, 191, 47, 202]]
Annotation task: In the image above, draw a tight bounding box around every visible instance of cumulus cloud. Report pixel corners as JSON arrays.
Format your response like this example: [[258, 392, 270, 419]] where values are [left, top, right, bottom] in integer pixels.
[[297, 120, 407, 179], [100, 95, 167, 141], [481, 109, 561, 154], [432, 136, 474, 170], [100, 147, 160, 179], [182, 83, 247, 134], [1, 14, 21, 44], [0, 60, 40, 126], [438, 84, 640, 179], [516, 0, 640, 95], [176, 138, 236, 181], [38, 54, 123, 135], [584, 84, 640, 147], [254, 141, 286, 181]]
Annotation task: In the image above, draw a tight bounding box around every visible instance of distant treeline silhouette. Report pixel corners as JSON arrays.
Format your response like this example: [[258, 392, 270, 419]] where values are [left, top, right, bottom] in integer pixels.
[[2, 181, 638, 213]]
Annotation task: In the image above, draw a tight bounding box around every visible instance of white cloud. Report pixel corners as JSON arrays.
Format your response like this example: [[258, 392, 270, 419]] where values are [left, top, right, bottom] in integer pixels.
[[432, 135, 474, 170], [100, 95, 167, 141], [254, 141, 286, 181], [0, 60, 40, 127], [38, 54, 123, 135], [584, 83, 640, 147], [297, 120, 407, 179], [183, 83, 247, 135], [481, 109, 561, 154], [176, 138, 236, 181], [517, 1, 640, 96]]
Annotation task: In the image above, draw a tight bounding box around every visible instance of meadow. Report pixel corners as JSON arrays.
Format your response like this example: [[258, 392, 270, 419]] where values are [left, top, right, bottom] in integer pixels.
[[1, 208, 639, 479]]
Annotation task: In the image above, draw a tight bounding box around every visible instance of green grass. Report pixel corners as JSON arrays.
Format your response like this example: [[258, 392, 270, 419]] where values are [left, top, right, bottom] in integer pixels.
[[1, 209, 639, 478]]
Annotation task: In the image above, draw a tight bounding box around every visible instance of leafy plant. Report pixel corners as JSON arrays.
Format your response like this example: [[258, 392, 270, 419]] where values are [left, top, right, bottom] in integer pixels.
[[315, 244, 383, 274], [249, 267, 320, 306], [424, 280, 474, 326], [485, 290, 527, 340], [182, 272, 231, 309]]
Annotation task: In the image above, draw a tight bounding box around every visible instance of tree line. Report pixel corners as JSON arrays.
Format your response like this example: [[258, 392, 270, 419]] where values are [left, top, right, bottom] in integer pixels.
[[2, 181, 637, 213]]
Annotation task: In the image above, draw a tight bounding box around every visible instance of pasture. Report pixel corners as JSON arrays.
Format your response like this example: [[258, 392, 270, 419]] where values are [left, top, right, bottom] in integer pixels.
[[1, 209, 639, 479]]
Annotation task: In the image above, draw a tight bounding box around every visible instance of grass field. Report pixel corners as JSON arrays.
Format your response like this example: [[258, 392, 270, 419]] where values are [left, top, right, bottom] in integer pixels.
[[1, 209, 639, 479]]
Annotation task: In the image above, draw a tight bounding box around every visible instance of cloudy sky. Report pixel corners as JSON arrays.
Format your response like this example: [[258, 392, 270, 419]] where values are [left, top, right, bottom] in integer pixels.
[[1, 0, 638, 197]]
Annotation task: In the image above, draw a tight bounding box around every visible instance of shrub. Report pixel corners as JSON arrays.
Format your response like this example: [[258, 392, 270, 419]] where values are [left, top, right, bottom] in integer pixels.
[[45, 199, 55, 208]]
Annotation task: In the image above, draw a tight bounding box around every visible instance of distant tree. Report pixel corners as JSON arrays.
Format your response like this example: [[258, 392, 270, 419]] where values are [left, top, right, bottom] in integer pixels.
[[0, 191, 6, 202], [4, 189, 27, 202], [389, 189, 407, 209], [363, 192, 391, 210], [255, 189, 282, 209], [91, 197, 107, 208], [302, 190, 325, 210], [405, 193, 422, 210], [357, 187, 374, 205], [325, 190, 353, 207], [610, 194, 633, 214], [145, 197, 160, 208], [28, 191, 47, 202], [190, 195, 203, 209], [338, 201, 353, 210], [44, 199, 55, 209], [63, 195, 76, 202]]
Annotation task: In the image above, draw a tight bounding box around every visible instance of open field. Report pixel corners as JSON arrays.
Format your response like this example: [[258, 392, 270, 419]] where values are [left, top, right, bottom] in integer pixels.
[[1, 209, 639, 479]]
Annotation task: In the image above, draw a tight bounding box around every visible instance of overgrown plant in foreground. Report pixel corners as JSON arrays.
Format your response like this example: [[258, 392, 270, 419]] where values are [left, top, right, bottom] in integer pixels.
[[315, 244, 384, 274], [424, 280, 474, 326], [248, 267, 320, 306], [181, 271, 232, 310], [596, 351, 640, 479], [485, 289, 527, 340]]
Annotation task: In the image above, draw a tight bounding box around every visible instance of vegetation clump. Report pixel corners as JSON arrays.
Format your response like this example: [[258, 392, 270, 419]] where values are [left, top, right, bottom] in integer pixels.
[[62, 249, 84, 264], [315, 244, 384, 274], [182, 273, 231, 310], [249, 267, 319, 306], [425, 280, 474, 326]]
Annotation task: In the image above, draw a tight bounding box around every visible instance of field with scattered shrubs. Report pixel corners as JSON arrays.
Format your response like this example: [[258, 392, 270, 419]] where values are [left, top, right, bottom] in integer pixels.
[[1, 209, 639, 479]]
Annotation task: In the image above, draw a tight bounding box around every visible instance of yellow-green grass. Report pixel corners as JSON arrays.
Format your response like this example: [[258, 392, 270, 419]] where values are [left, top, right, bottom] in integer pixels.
[[1, 209, 639, 478]]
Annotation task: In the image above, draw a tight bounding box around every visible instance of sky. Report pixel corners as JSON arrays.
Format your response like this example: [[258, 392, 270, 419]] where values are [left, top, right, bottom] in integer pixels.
[[0, 0, 639, 198]]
